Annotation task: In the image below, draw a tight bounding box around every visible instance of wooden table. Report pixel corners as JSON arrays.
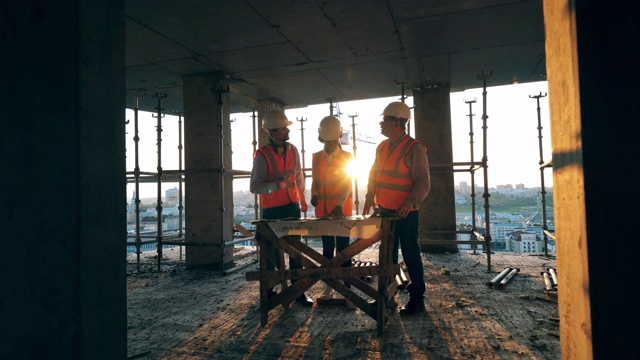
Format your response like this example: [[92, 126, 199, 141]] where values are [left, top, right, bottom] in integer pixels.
[[245, 215, 399, 335]]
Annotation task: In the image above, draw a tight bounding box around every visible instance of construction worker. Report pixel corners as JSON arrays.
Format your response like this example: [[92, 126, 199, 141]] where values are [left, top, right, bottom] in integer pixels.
[[362, 101, 431, 315], [250, 109, 313, 307], [310, 115, 355, 309]]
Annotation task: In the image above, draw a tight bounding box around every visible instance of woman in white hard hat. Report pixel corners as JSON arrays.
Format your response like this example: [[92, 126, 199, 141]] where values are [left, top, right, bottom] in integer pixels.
[[310, 115, 355, 309], [362, 101, 431, 315], [250, 109, 313, 306]]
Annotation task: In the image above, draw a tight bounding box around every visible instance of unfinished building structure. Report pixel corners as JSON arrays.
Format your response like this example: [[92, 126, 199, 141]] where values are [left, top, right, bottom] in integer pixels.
[[3, 1, 637, 359]]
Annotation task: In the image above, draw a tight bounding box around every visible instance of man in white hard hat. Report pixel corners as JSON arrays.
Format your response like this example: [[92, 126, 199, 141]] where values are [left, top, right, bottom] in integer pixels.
[[310, 115, 355, 309], [250, 109, 313, 306], [362, 101, 431, 314]]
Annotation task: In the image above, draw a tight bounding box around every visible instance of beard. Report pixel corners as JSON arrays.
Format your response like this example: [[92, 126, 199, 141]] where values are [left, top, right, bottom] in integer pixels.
[[283, 133, 290, 141]]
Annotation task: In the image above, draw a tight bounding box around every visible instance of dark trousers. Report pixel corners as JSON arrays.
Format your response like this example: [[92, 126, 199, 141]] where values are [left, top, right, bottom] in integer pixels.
[[321, 235, 351, 268], [381, 207, 426, 299], [261, 202, 303, 271]]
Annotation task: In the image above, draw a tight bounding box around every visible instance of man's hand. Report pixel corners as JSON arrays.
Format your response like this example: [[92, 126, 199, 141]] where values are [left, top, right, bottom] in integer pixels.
[[396, 203, 411, 219], [300, 200, 308, 213], [330, 205, 344, 218], [362, 198, 375, 216], [310, 195, 318, 207], [278, 171, 296, 189]]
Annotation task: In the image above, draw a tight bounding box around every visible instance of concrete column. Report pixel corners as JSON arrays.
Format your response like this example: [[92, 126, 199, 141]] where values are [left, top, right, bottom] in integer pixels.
[[183, 73, 234, 270], [413, 85, 458, 252], [1, 2, 126, 359], [544, 1, 638, 358]]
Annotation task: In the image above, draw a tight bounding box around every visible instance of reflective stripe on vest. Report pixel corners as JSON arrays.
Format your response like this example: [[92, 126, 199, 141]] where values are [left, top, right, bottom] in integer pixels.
[[312, 150, 353, 217], [255, 143, 301, 209], [374, 137, 423, 210]]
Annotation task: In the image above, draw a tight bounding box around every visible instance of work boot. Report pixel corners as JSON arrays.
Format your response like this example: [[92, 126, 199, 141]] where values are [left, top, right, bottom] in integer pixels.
[[399, 296, 425, 315], [319, 284, 334, 300], [295, 292, 314, 307]]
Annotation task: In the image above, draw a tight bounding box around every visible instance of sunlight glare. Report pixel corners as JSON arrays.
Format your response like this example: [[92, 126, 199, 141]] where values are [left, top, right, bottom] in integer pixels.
[[346, 158, 369, 182]]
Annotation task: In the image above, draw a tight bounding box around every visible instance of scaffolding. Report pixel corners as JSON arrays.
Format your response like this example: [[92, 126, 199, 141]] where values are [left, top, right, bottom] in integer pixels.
[[126, 93, 257, 274], [127, 82, 497, 272], [126, 94, 186, 272], [529, 92, 555, 257], [347, 113, 360, 214], [425, 71, 494, 272]]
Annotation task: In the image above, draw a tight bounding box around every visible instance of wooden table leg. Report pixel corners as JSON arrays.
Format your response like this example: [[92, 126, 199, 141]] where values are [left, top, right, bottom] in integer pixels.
[[376, 219, 393, 335], [258, 224, 269, 326]]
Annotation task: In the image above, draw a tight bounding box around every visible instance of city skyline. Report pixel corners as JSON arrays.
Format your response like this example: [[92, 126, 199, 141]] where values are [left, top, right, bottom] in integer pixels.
[[131, 181, 552, 205]]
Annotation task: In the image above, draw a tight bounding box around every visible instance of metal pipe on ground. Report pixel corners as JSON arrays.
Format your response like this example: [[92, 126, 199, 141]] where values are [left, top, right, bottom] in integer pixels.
[[367, 262, 377, 282], [354, 260, 365, 280], [395, 274, 403, 288], [497, 268, 520, 288], [486, 267, 512, 287], [542, 271, 554, 291], [548, 268, 558, 287], [399, 267, 409, 286], [356, 261, 374, 282]]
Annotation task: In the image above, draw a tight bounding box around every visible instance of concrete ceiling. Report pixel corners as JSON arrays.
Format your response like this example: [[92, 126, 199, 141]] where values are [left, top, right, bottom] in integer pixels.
[[125, 0, 546, 114]]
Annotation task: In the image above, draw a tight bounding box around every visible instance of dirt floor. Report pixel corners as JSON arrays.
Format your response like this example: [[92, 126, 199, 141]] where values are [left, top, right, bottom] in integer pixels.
[[127, 246, 560, 360]]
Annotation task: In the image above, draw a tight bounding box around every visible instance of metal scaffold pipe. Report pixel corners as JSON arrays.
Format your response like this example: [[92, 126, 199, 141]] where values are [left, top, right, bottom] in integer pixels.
[[326, 96, 338, 119], [497, 268, 519, 288], [251, 110, 259, 221], [176, 111, 184, 261], [296, 115, 308, 218], [548, 267, 558, 287], [486, 267, 511, 287], [214, 86, 229, 274], [395, 79, 411, 136], [542, 271, 554, 291], [348, 113, 360, 215], [464, 96, 478, 254], [153, 92, 167, 271], [529, 92, 551, 257], [478, 70, 493, 271], [133, 97, 142, 271]]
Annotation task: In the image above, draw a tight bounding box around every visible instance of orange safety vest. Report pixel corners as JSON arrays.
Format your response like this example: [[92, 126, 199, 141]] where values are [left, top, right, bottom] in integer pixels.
[[374, 136, 425, 210], [254, 143, 301, 209], [312, 149, 353, 217]]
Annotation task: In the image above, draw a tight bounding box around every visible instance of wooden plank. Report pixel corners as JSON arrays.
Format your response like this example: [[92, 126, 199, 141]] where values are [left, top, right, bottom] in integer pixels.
[[258, 224, 269, 326], [246, 265, 400, 281]]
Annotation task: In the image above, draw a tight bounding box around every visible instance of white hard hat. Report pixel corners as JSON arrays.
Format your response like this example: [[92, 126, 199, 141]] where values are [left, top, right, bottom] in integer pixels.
[[318, 115, 343, 141], [262, 110, 292, 130], [382, 101, 411, 120]]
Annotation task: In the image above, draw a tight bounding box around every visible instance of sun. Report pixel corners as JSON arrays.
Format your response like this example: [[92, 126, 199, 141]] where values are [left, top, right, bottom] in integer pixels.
[[346, 158, 370, 182]]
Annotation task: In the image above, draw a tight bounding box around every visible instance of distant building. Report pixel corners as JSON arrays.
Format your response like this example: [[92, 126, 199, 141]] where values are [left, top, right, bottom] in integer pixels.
[[457, 181, 471, 194], [507, 230, 541, 253], [491, 223, 523, 251], [165, 187, 179, 205]]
